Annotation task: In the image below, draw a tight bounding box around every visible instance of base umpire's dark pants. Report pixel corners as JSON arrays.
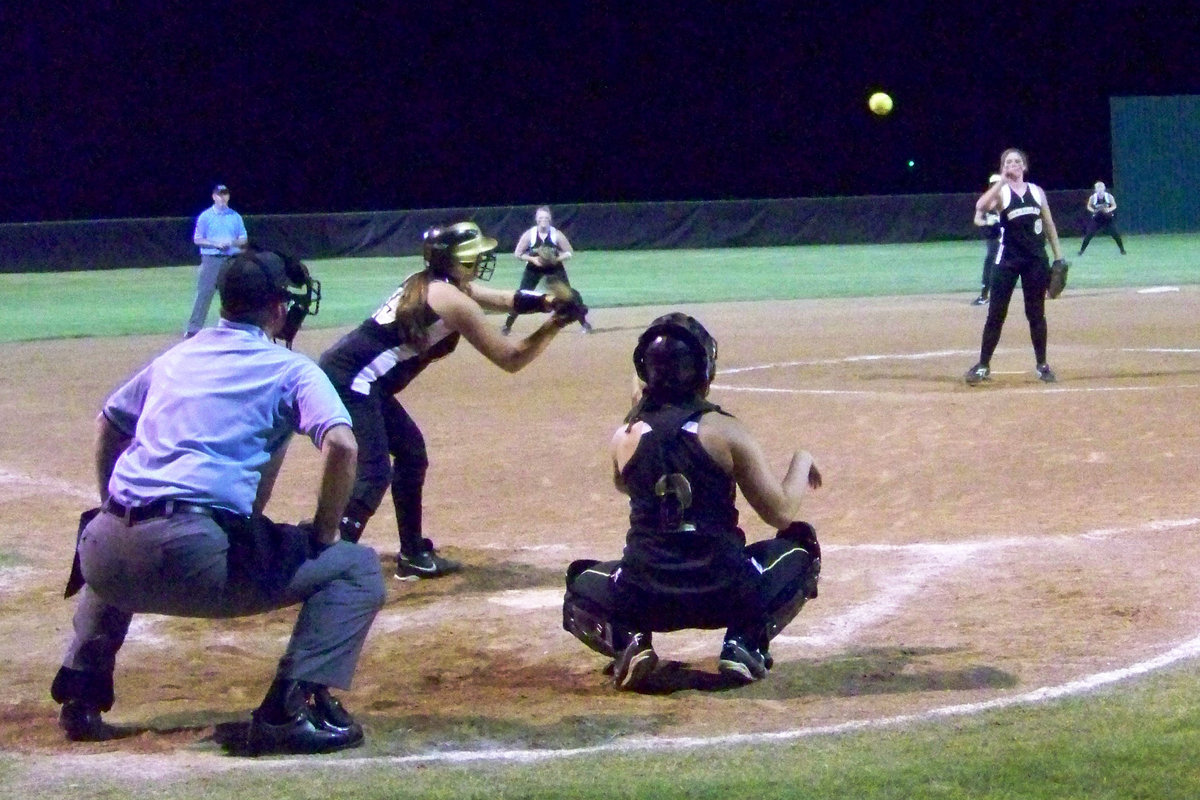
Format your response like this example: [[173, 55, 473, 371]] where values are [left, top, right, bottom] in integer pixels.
[[338, 385, 429, 557], [1079, 213, 1126, 254], [978, 255, 1050, 367]]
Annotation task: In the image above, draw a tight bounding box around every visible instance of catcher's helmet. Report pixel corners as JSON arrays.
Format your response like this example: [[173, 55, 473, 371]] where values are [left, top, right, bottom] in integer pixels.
[[633, 313, 718, 398], [422, 221, 498, 281]]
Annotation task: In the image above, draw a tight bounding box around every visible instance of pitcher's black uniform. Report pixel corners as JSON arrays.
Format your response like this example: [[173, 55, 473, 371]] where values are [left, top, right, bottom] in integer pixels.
[[978, 183, 1052, 369]]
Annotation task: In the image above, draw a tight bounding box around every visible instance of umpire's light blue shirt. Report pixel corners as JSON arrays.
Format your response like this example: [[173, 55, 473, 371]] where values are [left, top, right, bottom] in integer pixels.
[[193, 205, 247, 256], [103, 320, 351, 515]]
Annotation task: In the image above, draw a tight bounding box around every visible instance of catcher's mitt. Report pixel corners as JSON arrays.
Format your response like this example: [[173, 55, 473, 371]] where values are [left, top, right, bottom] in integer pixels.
[[546, 280, 588, 326], [1048, 258, 1069, 299], [535, 245, 560, 266]]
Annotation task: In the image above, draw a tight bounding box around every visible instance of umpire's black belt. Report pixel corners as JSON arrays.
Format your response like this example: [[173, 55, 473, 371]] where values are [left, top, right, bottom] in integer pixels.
[[103, 498, 216, 525]]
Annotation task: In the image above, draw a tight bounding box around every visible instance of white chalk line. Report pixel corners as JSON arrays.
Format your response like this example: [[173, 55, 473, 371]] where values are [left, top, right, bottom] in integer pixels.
[[0, 468, 95, 502]]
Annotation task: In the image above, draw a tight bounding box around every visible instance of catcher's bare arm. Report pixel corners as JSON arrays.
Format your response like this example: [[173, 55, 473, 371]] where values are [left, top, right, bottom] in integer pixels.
[[428, 280, 565, 373]]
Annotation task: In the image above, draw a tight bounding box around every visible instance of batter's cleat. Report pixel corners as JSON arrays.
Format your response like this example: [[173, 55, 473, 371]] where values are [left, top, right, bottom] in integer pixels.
[[963, 363, 991, 386], [971, 295, 988, 306], [718, 638, 769, 684], [613, 632, 658, 690], [59, 701, 121, 742], [395, 548, 461, 581], [1036, 363, 1057, 383]]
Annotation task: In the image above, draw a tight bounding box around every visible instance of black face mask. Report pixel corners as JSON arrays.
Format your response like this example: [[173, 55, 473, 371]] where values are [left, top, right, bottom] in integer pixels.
[[275, 254, 321, 348]]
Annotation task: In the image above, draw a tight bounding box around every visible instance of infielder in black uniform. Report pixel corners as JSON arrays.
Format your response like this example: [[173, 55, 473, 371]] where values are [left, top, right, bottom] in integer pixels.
[[320, 222, 586, 580], [502, 206, 593, 334], [563, 314, 822, 689], [965, 148, 1067, 385], [1078, 181, 1126, 255], [971, 174, 1003, 305]]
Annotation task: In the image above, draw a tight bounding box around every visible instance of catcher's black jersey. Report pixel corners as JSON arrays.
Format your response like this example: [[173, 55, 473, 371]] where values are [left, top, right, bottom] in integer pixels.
[[319, 278, 459, 396], [619, 400, 746, 595], [996, 183, 1048, 264]]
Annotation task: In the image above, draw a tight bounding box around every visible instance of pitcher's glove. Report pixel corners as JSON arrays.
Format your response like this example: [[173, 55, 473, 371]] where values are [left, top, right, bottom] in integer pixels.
[[1048, 259, 1069, 299], [546, 280, 589, 327]]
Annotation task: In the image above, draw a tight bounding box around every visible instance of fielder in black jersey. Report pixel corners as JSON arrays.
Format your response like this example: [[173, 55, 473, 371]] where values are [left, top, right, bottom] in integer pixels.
[[964, 149, 1067, 385], [563, 314, 822, 689], [502, 206, 593, 334], [1078, 181, 1126, 255], [319, 222, 578, 580]]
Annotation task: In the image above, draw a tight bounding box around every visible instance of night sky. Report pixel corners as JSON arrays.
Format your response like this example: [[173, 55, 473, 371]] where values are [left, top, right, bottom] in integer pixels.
[[2, 3, 1196, 224]]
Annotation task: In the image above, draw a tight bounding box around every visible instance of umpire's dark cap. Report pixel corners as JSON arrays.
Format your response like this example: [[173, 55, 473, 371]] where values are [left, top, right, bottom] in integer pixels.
[[218, 251, 290, 314], [213, 184, 230, 195]]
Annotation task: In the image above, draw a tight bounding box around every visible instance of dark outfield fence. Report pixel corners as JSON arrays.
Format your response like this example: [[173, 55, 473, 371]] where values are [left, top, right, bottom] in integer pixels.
[[1112, 95, 1200, 234], [1, 191, 1097, 274]]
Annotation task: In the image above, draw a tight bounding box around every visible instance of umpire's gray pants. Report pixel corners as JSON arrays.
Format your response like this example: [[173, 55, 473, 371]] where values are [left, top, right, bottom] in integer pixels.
[[62, 510, 386, 689], [185, 254, 232, 335]]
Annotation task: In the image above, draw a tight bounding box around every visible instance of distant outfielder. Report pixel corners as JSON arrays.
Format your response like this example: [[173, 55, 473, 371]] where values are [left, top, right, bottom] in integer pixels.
[[502, 206, 593, 334], [1078, 181, 1127, 255]]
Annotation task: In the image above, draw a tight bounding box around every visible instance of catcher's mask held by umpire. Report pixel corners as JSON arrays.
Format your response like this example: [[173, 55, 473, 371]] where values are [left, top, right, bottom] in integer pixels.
[[422, 221, 499, 282], [633, 313, 719, 397], [219, 247, 321, 348]]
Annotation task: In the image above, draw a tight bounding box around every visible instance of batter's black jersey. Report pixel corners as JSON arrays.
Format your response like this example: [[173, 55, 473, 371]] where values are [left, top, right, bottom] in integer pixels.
[[996, 183, 1048, 264], [619, 399, 746, 595], [319, 277, 460, 396]]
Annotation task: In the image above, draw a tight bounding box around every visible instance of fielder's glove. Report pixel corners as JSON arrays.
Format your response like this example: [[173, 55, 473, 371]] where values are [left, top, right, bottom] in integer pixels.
[[1048, 259, 1069, 299], [546, 280, 589, 327], [535, 245, 560, 266]]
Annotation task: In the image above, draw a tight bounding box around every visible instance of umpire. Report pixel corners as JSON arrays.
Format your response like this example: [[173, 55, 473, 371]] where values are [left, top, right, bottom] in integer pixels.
[[1078, 181, 1127, 255], [50, 250, 386, 755]]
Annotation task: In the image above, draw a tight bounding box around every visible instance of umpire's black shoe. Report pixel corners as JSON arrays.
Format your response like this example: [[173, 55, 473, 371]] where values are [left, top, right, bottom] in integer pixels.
[[309, 686, 363, 740], [718, 638, 769, 684], [59, 701, 121, 742], [246, 704, 363, 756], [613, 632, 658, 691]]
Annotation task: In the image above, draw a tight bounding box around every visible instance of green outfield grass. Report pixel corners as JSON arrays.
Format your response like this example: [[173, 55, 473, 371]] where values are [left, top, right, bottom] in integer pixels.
[[1, 233, 1195, 343]]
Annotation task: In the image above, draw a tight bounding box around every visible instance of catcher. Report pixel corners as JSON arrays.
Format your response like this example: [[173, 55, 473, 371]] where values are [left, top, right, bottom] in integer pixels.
[[563, 313, 822, 690], [319, 221, 587, 579], [964, 148, 1067, 386], [502, 206, 594, 334]]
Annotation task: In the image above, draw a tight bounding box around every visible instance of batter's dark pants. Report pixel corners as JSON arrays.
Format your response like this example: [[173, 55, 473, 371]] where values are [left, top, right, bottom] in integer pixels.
[[977, 255, 1050, 367], [338, 385, 429, 557], [53, 508, 386, 712], [1079, 214, 1125, 254], [503, 265, 589, 329], [566, 533, 816, 652]]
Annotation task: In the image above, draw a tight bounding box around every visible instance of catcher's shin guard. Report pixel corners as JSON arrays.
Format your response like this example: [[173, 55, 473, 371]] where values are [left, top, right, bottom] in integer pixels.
[[563, 560, 627, 658]]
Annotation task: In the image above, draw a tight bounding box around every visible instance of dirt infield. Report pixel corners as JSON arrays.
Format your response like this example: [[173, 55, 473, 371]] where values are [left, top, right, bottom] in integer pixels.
[[3, 287, 1200, 763]]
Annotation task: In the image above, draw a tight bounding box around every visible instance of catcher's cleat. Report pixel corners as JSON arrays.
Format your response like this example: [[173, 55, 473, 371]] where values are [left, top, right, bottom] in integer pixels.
[[395, 548, 461, 581], [613, 632, 657, 690], [718, 638, 769, 684], [1036, 364, 1057, 383], [963, 363, 990, 386]]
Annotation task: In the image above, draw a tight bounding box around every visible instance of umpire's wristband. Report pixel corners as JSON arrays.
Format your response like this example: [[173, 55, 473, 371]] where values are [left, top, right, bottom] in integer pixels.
[[512, 290, 549, 315]]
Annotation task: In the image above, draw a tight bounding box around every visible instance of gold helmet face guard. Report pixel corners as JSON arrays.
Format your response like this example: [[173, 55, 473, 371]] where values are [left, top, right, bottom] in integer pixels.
[[422, 221, 499, 281]]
